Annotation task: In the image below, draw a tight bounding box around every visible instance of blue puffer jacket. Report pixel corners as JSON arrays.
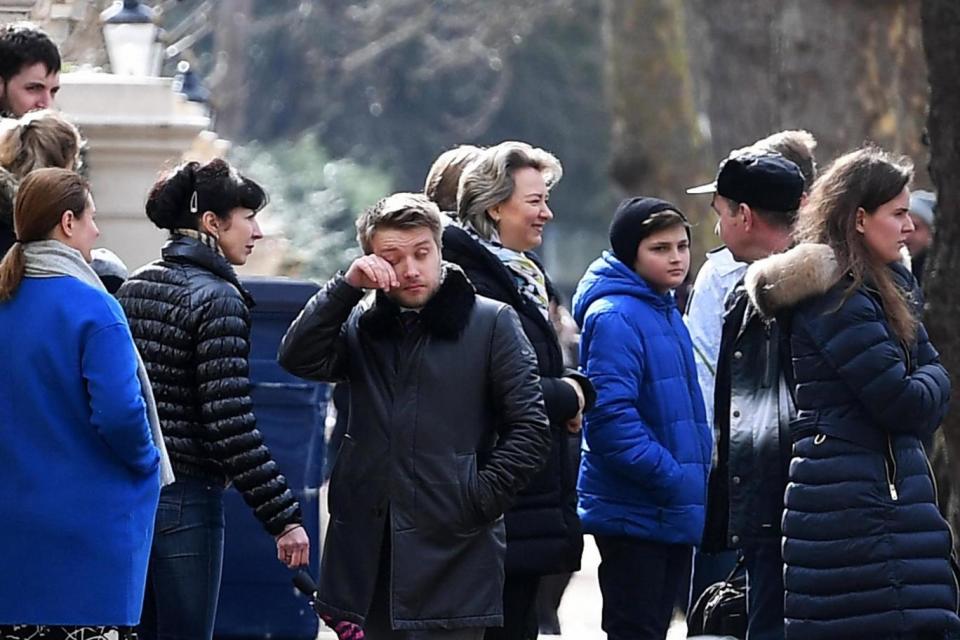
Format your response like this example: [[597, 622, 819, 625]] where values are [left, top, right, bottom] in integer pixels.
[[572, 252, 711, 545], [747, 244, 960, 640]]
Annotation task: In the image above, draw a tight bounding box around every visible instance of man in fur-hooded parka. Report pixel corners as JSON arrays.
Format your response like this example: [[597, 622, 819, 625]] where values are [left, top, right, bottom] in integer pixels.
[[278, 194, 550, 637]]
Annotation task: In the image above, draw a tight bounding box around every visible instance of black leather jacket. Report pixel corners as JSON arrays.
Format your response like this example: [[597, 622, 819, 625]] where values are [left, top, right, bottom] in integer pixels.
[[117, 235, 302, 536], [702, 278, 794, 551], [278, 266, 550, 630]]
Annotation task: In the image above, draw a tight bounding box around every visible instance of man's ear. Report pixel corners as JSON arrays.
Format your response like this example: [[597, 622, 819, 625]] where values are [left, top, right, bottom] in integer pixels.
[[740, 203, 754, 231], [855, 207, 866, 233], [200, 211, 220, 237]]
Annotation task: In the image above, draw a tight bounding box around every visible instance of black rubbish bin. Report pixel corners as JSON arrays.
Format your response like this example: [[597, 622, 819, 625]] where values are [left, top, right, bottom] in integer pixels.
[[215, 277, 326, 640]]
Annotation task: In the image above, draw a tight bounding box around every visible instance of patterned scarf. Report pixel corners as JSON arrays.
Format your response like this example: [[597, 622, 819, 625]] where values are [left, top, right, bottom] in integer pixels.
[[173, 228, 224, 256], [22, 240, 175, 486], [464, 223, 550, 319]]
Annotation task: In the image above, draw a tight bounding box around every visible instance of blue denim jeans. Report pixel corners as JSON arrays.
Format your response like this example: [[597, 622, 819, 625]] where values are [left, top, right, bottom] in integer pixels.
[[137, 478, 225, 640], [743, 539, 785, 640]]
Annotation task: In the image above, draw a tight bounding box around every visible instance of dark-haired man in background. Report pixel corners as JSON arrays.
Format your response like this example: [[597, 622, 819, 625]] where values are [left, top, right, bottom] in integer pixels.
[[0, 22, 61, 117]]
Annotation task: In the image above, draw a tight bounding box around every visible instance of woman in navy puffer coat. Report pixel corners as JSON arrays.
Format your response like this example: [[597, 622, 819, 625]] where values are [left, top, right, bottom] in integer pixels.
[[745, 147, 960, 640]]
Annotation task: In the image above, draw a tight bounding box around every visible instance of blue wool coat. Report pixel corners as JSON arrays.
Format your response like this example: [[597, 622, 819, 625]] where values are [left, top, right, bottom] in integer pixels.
[[747, 247, 960, 640], [572, 252, 711, 545], [0, 276, 160, 626]]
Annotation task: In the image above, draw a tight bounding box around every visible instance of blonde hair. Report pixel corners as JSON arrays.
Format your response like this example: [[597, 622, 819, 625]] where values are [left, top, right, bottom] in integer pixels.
[[739, 130, 818, 192], [457, 141, 562, 239], [0, 110, 83, 179]]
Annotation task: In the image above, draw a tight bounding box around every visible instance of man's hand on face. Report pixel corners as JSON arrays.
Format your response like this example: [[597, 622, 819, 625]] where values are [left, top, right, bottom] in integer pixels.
[[345, 254, 400, 292]]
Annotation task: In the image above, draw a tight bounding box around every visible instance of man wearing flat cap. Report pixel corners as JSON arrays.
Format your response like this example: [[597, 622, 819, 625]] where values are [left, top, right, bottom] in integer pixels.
[[691, 150, 805, 640]]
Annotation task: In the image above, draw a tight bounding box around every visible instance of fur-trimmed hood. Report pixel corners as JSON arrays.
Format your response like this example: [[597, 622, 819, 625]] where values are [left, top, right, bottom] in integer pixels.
[[744, 243, 841, 318], [745, 243, 918, 319], [358, 262, 476, 339]]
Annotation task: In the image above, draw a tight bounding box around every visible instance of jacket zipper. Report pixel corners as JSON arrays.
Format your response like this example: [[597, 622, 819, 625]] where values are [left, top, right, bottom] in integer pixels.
[[764, 322, 774, 387], [883, 435, 898, 501]]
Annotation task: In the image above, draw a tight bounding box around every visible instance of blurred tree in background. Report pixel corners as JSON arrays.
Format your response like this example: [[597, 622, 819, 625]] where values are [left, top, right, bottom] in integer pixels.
[[689, 0, 928, 185], [157, 0, 937, 294], [230, 133, 392, 279], [920, 0, 960, 556], [164, 0, 614, 292]]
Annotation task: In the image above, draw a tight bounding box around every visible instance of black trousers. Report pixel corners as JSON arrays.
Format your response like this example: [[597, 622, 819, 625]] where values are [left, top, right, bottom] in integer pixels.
[[594, 535, 692, 640], [484, 573, 540, 640]]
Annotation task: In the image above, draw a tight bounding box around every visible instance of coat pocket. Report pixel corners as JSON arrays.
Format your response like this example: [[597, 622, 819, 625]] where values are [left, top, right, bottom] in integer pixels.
[[415, 451, 486, 534]]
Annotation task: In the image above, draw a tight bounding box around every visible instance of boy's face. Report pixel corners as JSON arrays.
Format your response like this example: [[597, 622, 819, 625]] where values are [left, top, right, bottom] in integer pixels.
[[0, 62, 59, 116], [633, 224, 690, 294]]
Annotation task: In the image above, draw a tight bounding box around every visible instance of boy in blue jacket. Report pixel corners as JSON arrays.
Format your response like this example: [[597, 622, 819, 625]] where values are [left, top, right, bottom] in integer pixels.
[[573, 197, 712, 640]]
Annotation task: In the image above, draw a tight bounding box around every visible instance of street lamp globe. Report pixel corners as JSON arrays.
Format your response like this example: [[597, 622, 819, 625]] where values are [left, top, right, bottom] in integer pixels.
[[100, 0, 163, 77]]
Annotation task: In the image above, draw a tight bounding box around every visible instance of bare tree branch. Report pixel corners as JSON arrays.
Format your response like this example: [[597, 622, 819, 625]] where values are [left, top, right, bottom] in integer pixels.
[[340, 6, 435, 74]]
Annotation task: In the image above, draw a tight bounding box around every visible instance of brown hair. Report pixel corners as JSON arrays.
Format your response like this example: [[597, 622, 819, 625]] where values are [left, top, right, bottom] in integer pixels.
[[423, 145, 482, 212], [0, 110, 82, 178], [0, 168, 88, 301], [356, 192, 443, 255], [794, 146, 916, 342]]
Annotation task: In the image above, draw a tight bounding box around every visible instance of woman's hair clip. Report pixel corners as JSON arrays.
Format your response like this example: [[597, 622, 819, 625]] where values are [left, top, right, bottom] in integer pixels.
[[189, 190, 198, 214]]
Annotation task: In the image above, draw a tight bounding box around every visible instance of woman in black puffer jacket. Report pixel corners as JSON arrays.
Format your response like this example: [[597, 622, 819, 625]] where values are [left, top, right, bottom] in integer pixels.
[[444, 141, 595, 640], [745, 147, 960, 640], [117, 159, 309, 640]]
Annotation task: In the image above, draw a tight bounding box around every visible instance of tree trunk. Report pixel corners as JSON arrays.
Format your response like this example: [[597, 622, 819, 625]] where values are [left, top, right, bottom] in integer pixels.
[[697, 0, 929, 186], [920, 0, 960, 555], [209, 0, 253, 140], [602, 0, 713, 256]]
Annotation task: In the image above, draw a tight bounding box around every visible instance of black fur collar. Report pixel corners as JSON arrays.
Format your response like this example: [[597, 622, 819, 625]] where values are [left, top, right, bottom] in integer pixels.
[[358, 263, 476, 340]]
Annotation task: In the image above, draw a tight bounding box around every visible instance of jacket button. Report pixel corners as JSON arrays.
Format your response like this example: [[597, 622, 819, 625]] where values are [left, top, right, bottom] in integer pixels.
[[733, 351, 743, 360], [732, 410, 741, 418], [731, 535, 740, 545], [732, 475, 742, 485]]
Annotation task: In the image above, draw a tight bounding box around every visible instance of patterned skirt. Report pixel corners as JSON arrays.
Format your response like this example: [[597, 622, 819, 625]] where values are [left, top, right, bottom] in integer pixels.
[[0, 626, 136, 640]]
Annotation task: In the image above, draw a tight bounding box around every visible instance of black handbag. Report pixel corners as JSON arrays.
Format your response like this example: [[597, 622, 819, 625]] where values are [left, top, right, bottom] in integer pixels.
[[687, 555, 748, 639]]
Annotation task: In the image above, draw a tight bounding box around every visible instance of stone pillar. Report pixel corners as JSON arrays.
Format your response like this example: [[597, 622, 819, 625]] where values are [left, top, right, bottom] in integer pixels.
[[58, 71, 212, 270]]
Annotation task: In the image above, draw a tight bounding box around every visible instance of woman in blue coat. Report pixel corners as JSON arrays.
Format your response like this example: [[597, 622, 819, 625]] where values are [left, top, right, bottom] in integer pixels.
[[745, 146, 960, 640], [0, 169, 161, 639], [573, 197, 711, 640]]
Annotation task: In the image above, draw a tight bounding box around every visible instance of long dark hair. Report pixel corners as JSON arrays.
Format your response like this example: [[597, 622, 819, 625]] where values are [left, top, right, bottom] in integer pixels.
[[0, 168, 88, 301], [794, 146, 915, 342]]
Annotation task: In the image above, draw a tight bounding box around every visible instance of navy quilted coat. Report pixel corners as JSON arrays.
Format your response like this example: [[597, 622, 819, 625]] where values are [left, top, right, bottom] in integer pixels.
[[782, 261, 960, 640], [572, 252, 711, 545]]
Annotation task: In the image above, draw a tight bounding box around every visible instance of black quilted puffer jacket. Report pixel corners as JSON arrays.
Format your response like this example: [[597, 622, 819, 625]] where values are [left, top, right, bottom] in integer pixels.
[[117, 234, 301, 535]]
